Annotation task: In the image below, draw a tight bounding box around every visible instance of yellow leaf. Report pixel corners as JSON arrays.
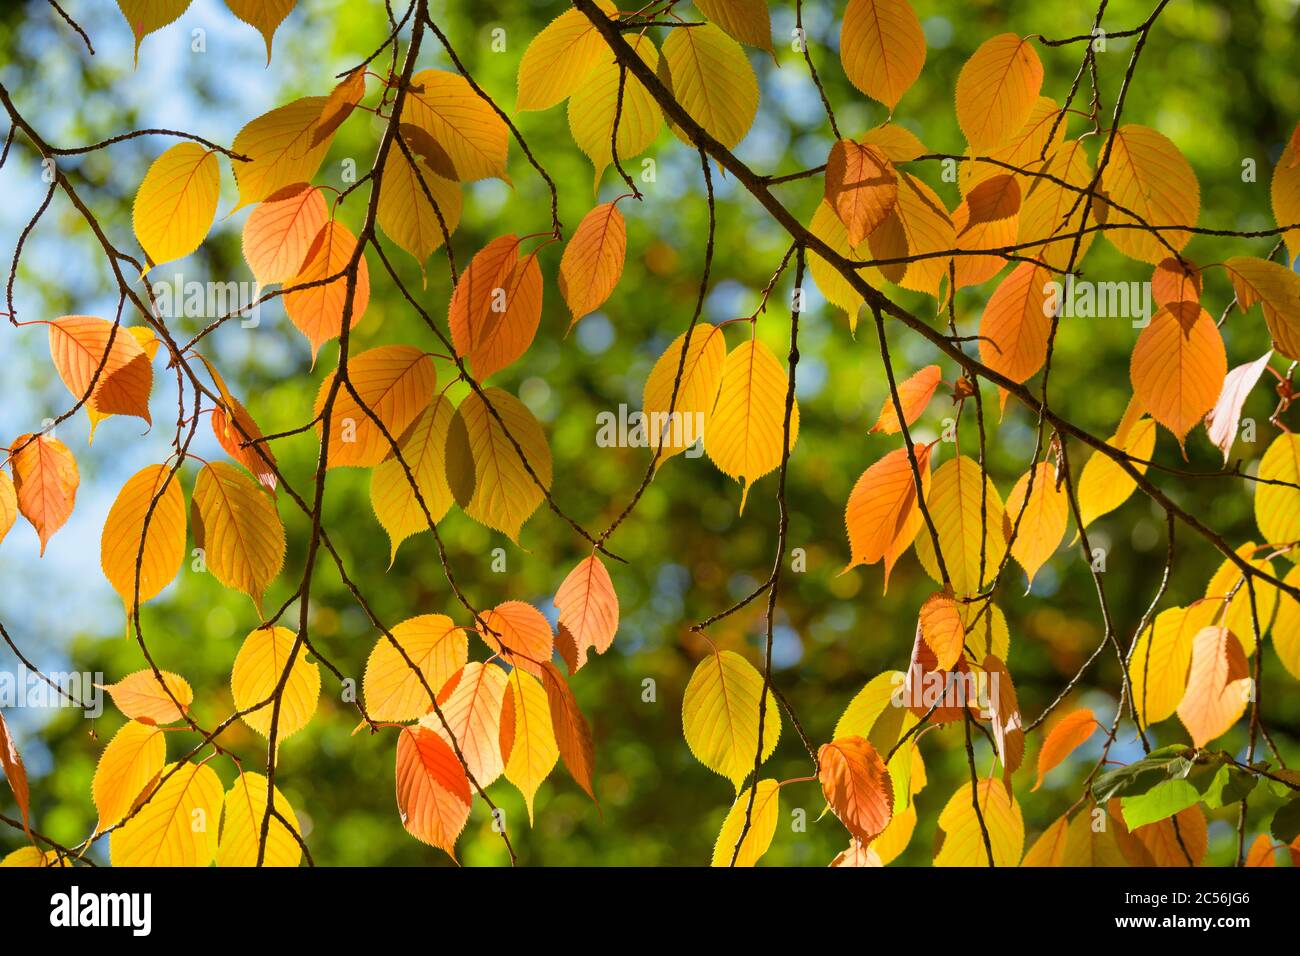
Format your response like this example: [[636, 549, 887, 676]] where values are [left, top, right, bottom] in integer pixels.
[[363, 614, 467, 723], [241, 183, 328, 287], [1133, 806, 1207, 866], [961, 97, 1062, 195], [1018, 138, 1097, 271], [1177, 626, 1251, 748], [447, 236, 542, 381], [444, 387, 552, 541], [861, 122, 928, 164], [516, 1, 618, 111], [659, 23, 758, 150], [191, 461, 285, 613], [1271, 564, 1300, 680], [102, 669, 194, 724], [1130, 305, 1226, 449], [1005, 462, 1068, 586], [370, 394, 455, 563], [1101, 125, 1200, 264], [132, 142, 220, 268], [1255, 432, 1300, 546], [711, 779, 780, 866], [100, 464, 186, 614], [961, 600, 1011, 661], [706, 338, 799, 513], [568, 34, 662, 190], [955, 34, 1044, 154], [10, 432, 79, 555], [1021, 813, 1070, 866], [681, 649, 780, 791], [424, 661, 508, 787], [396, 725, 471, 858], [641, 326, 727, 468], [978, 262, 1055, 388], [695, 0, 773, 51], [833, 670, 905, 741], [0, 847, 68, 867], [376, 148, 463, 267], [231, 96, 334, 210], [117, 0, 191, 61], [1272, 120, 1300, 262], [110, 761, 223, 866], [553, 555, 619, 672], [868, 171, 954, 298], [872, 800, 917, 864], [1076, 416, 1157, 531], [216, 771, 302, 867], [1129, 602, 1217, 728], [950, 174, 1021, 290], [223, 0, 296, 63], [843, 444, 931, 588], [934, 778, 1024, 866], [502, 667, 558, 824], [402, 69, 510, 183], [310, 69, 366, 146], [284, 220, 372, 359], [1060, 805, 1128, 866], [914, 454, 1008, 596], [825, 140, 898, 248], [839, 0, 926, 110], [313, 345, 436, 469], [559, 202, 627, 327], [0, 470, 16, 549], [1203, 542, 1275, 655], [1222, 256, 1300, 360], [231, 626, 320, 743], [808, 200, 866, 326], [93, 720, 165, 835]]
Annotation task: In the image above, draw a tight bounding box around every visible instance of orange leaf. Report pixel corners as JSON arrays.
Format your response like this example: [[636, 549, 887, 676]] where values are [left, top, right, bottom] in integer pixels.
[[951, 174, 1022, 290], [843, 443, 931, 588], [540, 661, 597, 804], [476, 601, 554, 678], [559, 203, 626, 327], [311, 69, 366, 146], [1004, 461, 1068, 586], [869, 364, 941, 435], [0, 710, 31, 837], [211, 394, 278, 492], [426, 661, 509, 788], [284, 220, 371, 360], [395, 725, 471, 859], [448, 236, 543, 381], [918, 590, 964, 670], [101, 669, 194, 725], [9, 433, 79, 555], [1152, 257, 1202, 310], [817, 736, 893, 844], [553, 555, 619, 672], [1130, 305, 1226, 450], [825, 140, 898, 247], [839, 0, 926, 110], [241, 183, 329, 288], [955, 34, 1044, 154], [978, 262, 1055, 387], [1033, 708, 1097, 791], [47, 316, 153, 424], [1177, 626, 1251, 749]]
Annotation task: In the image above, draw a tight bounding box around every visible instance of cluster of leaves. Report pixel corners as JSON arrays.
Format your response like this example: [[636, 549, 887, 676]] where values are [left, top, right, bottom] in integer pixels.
[[3, 0, 1300, 868]]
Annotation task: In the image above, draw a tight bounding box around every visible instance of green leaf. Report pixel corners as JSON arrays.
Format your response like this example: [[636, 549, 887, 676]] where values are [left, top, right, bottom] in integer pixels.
[[1270, 796, 1300, 844], [1090, 746, 1190, 803], [1120, 778, 1200, 830], [1191, 762, 1257, 809]]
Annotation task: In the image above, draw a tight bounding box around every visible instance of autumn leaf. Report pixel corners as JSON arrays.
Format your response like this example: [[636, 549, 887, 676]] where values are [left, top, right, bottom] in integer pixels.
[[101, 669, 194, 724], [934, 778, 1024, 866], [117, 0, 191, 62], [1273, 119, 1300, 260], [553, 555, 619, 672], [818, 736, 893, 844], [540, 661, 597, 804], [862, 123, 928, 164], [843, 443, 931, 587], [1177, 626, 1251, 749], [425, 661, 509, 787], [313, 345, 436, 469], [1033, 709, 1097, 791], [658, 23, 758, 150], [402, 68, 511, 183], [1130, 305, 1226, 450], [1129, 603, 1218, 728], [395, 725, 471, 859], [955, 34, 1043, 154], [1004, 462, 1068, 586], [712, 779, 779, 867], [1255, 432, 1300, 547], [448, 236, 542, 380], [568, 34, 662, 189], [284, 220, 372, 359], [1205, 352, 1272, 465], [839, 0, 926, 110], [231, 96, 334, 210], [914, 454, 1008, 596], [191, 461, 285, 613], [502, 667, 559, 823], [242, 183, 328, 288], [110, 761, 223, 867], [9, 432, 79, 555], [642, 325, 727, 464], [92, 721, 165, 835], [950, 174, 1022, 290], [1101, 125, 1200, 264], [559, 202, 627, 327], [825, 140, 898, 247], [100, 463, 187, 615], [0, 470, 16, 549], [869, 171, 955, 298], [223, 0, 296, 63], [132, 142, 220, 268], [1272, 565, 1300, 681], [869, 364, 941, 435], [1152, 256, 1203, 311], [0, 711, 31, 837], [1075, 416, 1157, 532], [695, 0, 773, 51], [444, 387, 552, 541], [311, 69, 366, 146], [376, 147, 463, 268], [216, 771, 302, 867], [705, 338, 799, 513], [476, 600, 555, 678], [48, 316, 153, 424], [210, 392, 278, 493], [918, 590, 964, 670], [1221, 256, 1300, 360], [978, 262, 1056, 391], [1202, 542, 1276, 655], [370, 394, 456, 562], [516, 1, 619, 111], [363, 614, 467, 723], [231, 626, 320, 743], [682, 649, 780, 790]]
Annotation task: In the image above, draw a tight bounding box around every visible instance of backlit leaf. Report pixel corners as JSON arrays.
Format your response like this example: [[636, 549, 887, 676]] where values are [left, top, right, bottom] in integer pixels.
[[553, 555, 619, 672], [10, 433, 79, 555], [216, 771, 302, 867], [191, 461, 285, 613], [1205, 352, 1272, 465], [313, 344, 435, 469], [376, 148, 463, 267], [102, 670, 194, 724], [448, 236, 542, 381], [682, 649, 780, 791], [642, 325, 727, 464], [110, 761, 223, 867], [934, 778, 1024, 866], [403, 68, 510, 183], [370, 394, 455, 562], [955, 34, 1043, 154], [914, 454, 1008, 596], [1256, 432, 1300, 547], [1222, 256, 1300, 360], [100, 463, 186, 613], [918, 590, 964, 670], [1101, 125, 1200, 264], [869, 364, 941, 435], [476, 600, 555, 677], [1033, 709, 1096, 791], [223, 0, 296, 62], [284, 220, 372, 359], [1130, 305, 1226, 449], [978, 262, 1055, 388], [818, 736, 894, 844], [825, 140, 898, 248], [132, 142, 220, 268], [363, 614, 467, 723], [844, 443, 931, 588], [711, 779, 779, 867], [48, 316, 153, 424], [1177, 626, 1251, 749], [659, 23, 758, 150], [1129, 602, 1218, 728], [695, 0, 773, 51], [395, 725, 471, 859], [559, 202, 627, 327], [1005, 461, 1068, 586], [242, 183, 328, 288], [568, 35, 662, 190], [231, 626, 320, 742], [425, 660, 508, 787], [516, 1, 618, 111], [502, 667, 558, 823], [231, 96, 334, 210], [839, 0, 926, 110], [540, 661, 597, 803], [117, 0, 191, 61], [1076, 416, 1157, 531]]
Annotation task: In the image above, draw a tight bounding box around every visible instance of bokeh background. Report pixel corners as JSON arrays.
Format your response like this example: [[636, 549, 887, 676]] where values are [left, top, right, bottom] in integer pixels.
[[1, 0, 1298, 866]]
